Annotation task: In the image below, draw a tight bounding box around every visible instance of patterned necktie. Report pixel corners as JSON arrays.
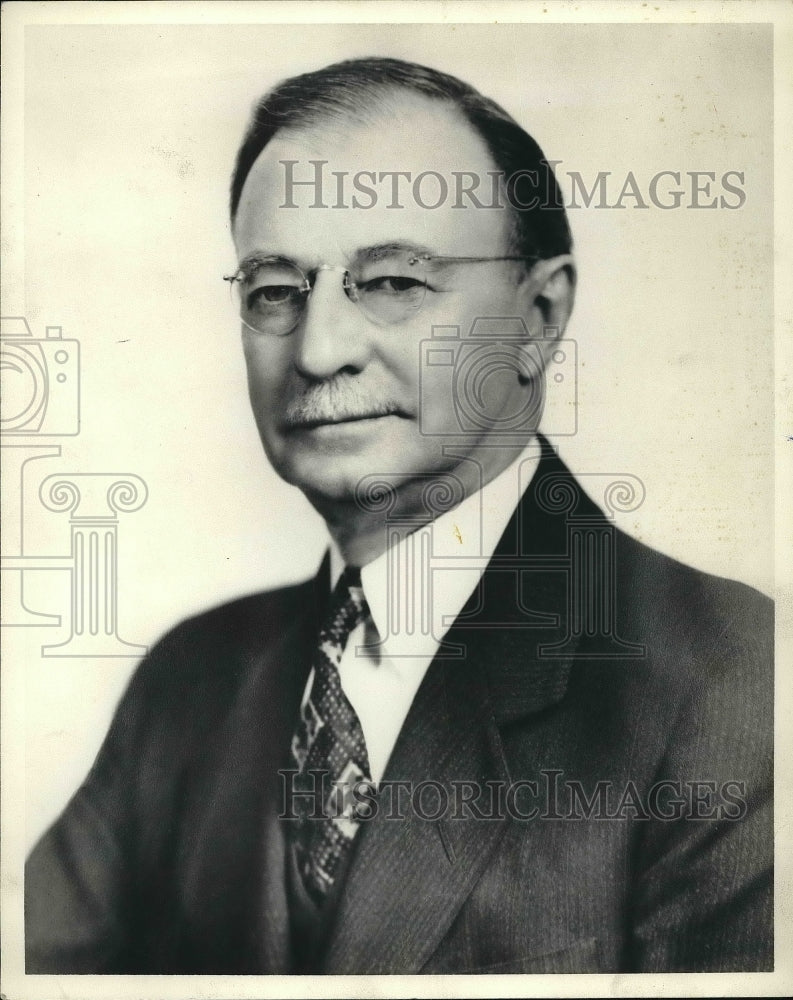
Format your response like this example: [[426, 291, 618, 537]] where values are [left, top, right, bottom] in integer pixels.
[[290, 565, 373, 903]]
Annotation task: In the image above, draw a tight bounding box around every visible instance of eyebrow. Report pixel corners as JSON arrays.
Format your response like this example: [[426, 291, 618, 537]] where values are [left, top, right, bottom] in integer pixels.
[[355, 241, 436, 263], [236, 241, 438, 274], [236, 251, 297, 275]]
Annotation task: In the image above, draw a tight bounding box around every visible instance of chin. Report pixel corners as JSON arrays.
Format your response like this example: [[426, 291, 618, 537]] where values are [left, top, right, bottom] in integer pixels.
[[262, 421, 457, 506], [274, 451, 435, 509], [269, 452, 368, 503]]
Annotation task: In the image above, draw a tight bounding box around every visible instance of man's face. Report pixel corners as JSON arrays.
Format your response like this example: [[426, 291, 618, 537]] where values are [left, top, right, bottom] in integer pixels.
[[232, 95, 546, 507]]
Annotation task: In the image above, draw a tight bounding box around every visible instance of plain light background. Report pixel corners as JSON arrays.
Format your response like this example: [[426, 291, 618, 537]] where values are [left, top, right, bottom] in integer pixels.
[[7, 21, 774, 849]]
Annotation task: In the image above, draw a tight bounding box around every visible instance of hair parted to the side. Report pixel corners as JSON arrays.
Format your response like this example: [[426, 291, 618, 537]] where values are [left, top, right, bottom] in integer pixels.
[[230, 56, 572, 261]]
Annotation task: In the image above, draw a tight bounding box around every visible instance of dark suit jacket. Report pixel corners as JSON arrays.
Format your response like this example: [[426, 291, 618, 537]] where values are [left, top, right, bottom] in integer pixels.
[[25, 442, 773, 974]]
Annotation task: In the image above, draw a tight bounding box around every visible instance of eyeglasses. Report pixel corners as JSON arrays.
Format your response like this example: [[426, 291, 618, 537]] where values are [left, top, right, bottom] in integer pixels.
[[223, 251, 540, 336]]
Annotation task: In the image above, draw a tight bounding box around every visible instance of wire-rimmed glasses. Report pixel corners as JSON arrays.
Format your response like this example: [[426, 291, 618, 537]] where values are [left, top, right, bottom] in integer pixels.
[[223, 251, 540, 337]]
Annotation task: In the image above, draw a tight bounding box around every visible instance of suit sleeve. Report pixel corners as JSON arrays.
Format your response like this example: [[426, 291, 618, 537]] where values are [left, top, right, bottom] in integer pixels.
[[629, 601, 774, 972], [25, 639, 169, 974]]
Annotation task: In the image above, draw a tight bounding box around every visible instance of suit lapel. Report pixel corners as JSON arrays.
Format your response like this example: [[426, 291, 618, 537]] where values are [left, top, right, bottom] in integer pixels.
[[321, 648, 511, 974], [175, 578, 322, 972], [323, 442, 585, 973]]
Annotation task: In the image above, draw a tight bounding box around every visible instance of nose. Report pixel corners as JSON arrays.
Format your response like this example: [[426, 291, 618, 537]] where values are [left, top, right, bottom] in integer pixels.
[[292, 267, 373, 380]]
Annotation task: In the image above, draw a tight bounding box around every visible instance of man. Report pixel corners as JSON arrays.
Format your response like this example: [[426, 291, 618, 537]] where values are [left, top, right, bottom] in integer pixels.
[[26, 57, 773, 975]]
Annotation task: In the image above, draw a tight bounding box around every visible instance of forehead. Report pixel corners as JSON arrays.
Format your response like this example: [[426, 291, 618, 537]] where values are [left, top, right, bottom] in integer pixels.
[[233, 93, 512, 263]]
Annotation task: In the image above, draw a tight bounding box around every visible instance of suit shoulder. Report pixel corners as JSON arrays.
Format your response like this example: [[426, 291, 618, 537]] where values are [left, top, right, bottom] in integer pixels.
[[124, 577, 317, 708], [536, 447, 772, 660], [156, 577, 315, 651], [614, 528, 773, 680], [616, 527, 772, 620]]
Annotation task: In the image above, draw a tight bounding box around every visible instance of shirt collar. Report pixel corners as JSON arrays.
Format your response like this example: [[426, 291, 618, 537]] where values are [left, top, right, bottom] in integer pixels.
[[329, 438, 542, 660]]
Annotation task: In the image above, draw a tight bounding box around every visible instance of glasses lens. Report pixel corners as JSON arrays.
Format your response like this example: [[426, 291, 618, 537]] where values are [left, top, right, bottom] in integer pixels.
[[350, 252, 427, 325], [234, 260, 307, 335]]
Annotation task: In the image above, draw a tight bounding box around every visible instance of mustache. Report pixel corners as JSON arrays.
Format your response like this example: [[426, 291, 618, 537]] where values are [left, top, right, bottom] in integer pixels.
[[281, 379, 406, 428]]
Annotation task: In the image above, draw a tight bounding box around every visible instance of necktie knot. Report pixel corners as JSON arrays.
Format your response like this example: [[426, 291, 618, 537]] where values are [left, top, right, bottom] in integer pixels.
[[318, 567, 369, 664]]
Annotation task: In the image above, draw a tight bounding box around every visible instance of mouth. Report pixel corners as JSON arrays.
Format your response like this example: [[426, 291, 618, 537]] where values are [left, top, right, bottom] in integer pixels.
[[282, 410, 406, 432]]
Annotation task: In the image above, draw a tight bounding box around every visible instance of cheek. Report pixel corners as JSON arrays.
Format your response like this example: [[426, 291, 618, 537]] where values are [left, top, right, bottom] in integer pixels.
[[242, 335, 290, 407], [365, 335, 424, 402]]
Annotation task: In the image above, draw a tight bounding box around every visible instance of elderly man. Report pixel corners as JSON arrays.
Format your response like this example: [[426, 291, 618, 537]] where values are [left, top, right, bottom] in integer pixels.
[[26, 57, 772, 975]]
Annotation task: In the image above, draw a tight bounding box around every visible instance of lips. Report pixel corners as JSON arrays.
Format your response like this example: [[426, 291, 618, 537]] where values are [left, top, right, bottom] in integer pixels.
[[282, 410, 400, 431]]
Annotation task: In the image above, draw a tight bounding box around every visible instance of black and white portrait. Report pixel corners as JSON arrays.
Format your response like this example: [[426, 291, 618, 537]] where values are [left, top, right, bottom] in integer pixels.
[[3, 3, 789, 996]]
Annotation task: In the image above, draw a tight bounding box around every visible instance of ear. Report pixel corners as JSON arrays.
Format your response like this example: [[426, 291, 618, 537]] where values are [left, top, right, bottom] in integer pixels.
[[516, 254, 577, 363]]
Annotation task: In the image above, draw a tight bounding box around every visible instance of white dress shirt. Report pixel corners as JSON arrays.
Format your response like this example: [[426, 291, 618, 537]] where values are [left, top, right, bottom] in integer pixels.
[[301, 439, 542, 783]]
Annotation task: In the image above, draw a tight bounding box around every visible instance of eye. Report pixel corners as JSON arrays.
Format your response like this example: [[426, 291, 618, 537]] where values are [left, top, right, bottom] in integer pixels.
[[247, 284, 302, 309], [360, 275, 426, 296]]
